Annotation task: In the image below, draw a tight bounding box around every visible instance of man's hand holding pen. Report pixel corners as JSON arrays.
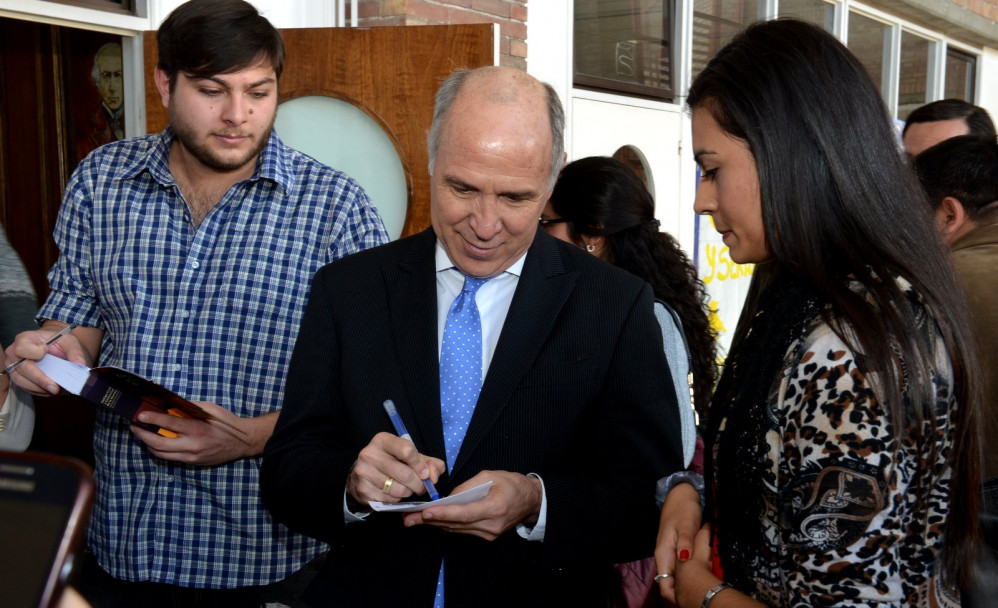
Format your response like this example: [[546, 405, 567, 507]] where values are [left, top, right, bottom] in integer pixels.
[[349, 397, 543, 540], [4, 322, 100, 396], [347, 432, 445, 508]]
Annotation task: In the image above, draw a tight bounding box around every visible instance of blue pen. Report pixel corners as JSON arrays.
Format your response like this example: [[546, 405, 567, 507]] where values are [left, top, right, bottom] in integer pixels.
[[382, 399, 441, 500]]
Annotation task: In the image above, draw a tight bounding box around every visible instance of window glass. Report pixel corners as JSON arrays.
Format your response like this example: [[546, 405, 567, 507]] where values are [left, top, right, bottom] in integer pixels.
[[44, 0, 132, 14], [897, 30, 930, 120], [574, 0, 674, 99], [777, 0, 834, 31], [945, 48, 976, 101], [847, 11, 890, 95], [692, 0, 760, 79]]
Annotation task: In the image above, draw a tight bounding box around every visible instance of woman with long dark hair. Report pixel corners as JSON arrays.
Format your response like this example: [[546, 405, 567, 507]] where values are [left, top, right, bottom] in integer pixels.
[[543, 156, 716, 466], [655, 19, 981, 608]]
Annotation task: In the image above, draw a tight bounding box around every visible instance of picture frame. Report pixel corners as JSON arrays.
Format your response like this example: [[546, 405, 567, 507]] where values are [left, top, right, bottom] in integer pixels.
[[60, 29, 126, 167]]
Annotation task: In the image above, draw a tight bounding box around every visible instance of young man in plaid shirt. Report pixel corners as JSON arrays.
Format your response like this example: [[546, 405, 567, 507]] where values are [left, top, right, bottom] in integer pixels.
[[4, 1, 387, 605]]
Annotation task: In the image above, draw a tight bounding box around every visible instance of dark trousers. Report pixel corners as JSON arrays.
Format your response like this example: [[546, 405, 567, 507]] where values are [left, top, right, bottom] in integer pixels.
[[79, 548, 324, 608]]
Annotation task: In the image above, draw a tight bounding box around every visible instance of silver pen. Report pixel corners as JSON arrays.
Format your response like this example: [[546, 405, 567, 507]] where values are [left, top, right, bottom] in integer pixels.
[[1, 324, 79, 376]]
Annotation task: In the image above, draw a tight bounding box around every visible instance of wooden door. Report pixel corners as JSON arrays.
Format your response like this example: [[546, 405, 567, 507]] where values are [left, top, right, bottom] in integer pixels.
[[143, 24, 496, 237]]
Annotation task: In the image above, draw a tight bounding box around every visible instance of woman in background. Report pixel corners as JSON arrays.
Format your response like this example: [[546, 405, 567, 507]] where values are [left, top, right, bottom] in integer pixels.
[[543, 156, 716, 467], [655, 18, 980, 608], [0, 225, 38, 450]]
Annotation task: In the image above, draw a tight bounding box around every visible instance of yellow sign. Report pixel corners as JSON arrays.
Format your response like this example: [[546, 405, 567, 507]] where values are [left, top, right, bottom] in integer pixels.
[[696, 215, 754, 355]]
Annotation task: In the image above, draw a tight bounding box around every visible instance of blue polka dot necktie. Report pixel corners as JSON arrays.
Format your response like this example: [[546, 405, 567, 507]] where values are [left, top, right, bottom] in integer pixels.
[[434, 274, 489, 608], [439, 274, 489, 471]]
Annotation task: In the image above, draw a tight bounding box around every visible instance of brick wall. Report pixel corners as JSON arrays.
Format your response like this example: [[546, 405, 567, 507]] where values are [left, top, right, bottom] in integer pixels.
[[356, 0, 528, 70], [951, 0, 998, 21]]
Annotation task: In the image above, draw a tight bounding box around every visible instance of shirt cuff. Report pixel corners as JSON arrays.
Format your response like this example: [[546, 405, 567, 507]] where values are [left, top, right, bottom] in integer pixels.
[[515, 473, 547, 541], [343, 490, 370, 524], [656, 470, 705, 510]]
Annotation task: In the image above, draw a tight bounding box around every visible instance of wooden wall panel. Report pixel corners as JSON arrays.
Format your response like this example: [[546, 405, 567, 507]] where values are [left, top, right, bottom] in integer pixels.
[[144, 24, 495, 236]]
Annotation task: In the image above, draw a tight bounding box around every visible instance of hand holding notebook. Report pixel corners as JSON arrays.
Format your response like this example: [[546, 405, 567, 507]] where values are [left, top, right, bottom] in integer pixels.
[[36, 354, 246, 439]]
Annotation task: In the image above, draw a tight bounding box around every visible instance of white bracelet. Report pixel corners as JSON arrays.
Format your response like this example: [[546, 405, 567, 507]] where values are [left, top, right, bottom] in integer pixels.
[[702, 582, 733, 608]]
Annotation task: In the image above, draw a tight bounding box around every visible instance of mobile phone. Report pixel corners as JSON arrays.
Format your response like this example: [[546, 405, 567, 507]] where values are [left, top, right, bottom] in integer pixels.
[[0, 451, 95, 608]]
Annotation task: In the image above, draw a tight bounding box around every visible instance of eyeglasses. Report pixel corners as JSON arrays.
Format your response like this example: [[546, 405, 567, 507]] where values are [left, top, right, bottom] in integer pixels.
[[538, 217, 570, 228]]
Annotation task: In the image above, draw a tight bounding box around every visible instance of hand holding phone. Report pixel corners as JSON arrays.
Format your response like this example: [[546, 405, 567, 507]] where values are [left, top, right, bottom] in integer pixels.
[[0, 451, 94, 608]]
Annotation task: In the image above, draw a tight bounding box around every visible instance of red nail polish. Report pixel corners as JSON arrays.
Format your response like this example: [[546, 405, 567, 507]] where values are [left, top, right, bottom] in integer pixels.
[[679, 549, 690, 561]]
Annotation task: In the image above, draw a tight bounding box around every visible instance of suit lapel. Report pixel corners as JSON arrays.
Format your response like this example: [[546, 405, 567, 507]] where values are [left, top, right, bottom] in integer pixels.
[[383, 229, 447, 463], [452, 231, 579, 477]]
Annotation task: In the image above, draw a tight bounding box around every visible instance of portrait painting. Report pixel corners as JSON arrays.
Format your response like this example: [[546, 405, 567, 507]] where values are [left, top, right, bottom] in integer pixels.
[[61, 29, 125, 167]]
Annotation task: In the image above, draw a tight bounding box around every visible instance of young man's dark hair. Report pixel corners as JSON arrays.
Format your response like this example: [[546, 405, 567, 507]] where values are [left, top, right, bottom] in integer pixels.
[[157, 0, 285, 86], [913, 134, 998, 225], [902, 99, 997, 140]]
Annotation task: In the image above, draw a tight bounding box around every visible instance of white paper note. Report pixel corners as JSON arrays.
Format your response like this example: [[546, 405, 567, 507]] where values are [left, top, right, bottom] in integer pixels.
[[35, 354, 91, 394], [369, 481, 492, 512]]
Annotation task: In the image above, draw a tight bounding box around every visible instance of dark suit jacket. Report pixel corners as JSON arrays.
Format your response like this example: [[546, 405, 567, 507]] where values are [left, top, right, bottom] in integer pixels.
[[261, 228, 683, 607]]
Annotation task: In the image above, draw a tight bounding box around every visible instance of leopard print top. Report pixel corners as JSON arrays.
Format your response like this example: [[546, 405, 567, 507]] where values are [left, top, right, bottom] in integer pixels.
[[723, 280, 959, 607]]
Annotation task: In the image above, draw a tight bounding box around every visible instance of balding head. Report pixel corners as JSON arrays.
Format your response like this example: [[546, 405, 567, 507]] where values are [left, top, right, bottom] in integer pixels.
[[427, 67, 565, 189], [427, 67, 566, 278]]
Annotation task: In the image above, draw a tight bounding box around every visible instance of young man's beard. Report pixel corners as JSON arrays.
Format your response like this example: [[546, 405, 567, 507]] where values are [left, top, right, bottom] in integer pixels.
[[168, 104, 274, 173]]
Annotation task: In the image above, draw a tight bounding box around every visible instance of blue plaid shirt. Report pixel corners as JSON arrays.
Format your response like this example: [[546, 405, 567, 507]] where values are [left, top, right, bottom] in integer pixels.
[[38, 129, 388, 588]]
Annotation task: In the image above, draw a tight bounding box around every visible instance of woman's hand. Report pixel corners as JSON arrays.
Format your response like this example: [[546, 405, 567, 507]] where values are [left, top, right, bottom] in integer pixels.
[[675, 524, 765, 608], [654, 482, 703, 603], [674, 523, 718, 607]]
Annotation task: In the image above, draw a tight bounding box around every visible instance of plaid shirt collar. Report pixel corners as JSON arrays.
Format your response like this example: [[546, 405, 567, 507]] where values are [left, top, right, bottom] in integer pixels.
[[117, 127, 295, 197]]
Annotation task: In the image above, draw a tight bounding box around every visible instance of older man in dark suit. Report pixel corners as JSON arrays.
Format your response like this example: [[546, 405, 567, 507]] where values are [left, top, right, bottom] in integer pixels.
[[261, 66, 683, 607]]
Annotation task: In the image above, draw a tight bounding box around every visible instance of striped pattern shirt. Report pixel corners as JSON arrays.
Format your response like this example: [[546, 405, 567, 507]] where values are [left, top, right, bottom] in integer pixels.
[[38, 128, 388, 588]]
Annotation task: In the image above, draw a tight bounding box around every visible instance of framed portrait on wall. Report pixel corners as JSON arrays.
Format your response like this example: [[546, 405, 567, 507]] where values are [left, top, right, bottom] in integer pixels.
[[61, 29, 125, 167]]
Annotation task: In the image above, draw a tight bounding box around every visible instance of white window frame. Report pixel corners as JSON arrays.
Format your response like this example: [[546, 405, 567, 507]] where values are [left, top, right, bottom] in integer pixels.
[[622, 0, 987, 115], [838, 1, 982, 116]]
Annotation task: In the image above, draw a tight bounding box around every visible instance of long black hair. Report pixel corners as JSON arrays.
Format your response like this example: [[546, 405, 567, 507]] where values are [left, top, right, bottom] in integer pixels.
[[688, 18, 981, 590], [548, 156, 717, 416]]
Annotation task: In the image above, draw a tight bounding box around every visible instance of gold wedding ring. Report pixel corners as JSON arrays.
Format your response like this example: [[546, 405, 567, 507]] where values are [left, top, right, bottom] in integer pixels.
[[382, 475, 394, 494]]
